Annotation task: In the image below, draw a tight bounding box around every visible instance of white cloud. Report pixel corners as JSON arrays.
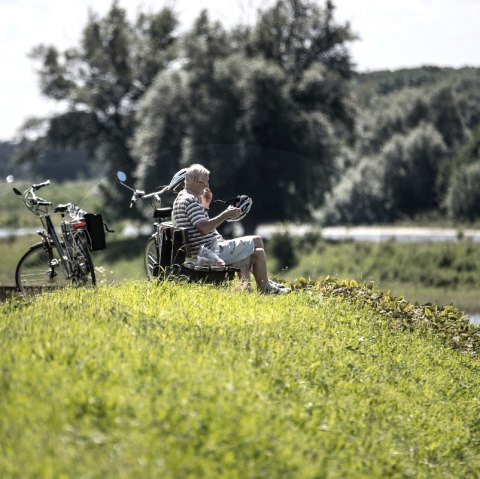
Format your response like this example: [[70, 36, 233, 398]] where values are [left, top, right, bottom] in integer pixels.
[[333, 0, 480, 71]]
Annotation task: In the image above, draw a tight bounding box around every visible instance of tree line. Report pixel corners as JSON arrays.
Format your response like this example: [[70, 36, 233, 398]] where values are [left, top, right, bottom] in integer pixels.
[[6, 0, 480, 231]]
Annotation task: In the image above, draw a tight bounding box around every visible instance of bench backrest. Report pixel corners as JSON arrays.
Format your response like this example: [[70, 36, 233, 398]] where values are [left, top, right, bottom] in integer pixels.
[[159, 225, 191, 268]]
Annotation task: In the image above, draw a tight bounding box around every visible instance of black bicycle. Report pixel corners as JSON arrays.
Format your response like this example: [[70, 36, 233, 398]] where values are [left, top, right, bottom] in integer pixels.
[[13, 180, 106, 294]]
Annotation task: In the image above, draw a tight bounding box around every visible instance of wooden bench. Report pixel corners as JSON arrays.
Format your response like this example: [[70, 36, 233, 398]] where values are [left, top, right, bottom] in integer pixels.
[[152, 213, 238, 284]]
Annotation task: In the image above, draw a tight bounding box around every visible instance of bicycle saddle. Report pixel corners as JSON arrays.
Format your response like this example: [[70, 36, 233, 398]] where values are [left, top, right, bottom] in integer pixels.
[[54, 203, 72, 213], [153, 207, 172, 219]]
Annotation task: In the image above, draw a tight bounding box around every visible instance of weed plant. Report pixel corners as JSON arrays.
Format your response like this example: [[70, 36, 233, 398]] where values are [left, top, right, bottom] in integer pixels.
[[1, 280, 479, 478]]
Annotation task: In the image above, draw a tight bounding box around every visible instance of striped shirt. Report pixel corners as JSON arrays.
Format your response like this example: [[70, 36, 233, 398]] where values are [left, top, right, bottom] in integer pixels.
[[172, 190, 218, 257]]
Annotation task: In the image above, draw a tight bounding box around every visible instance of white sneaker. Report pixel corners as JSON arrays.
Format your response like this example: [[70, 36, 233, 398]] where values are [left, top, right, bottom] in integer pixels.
[[265, 281, 291, 295]]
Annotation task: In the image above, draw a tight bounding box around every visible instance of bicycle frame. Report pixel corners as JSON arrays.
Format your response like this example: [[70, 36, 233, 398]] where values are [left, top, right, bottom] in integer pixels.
[[45, 212, 89, 280]]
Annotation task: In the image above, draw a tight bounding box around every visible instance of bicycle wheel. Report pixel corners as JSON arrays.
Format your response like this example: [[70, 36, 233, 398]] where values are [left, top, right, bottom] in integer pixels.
[[144, 235, 161, 280], [15, 242, 69, 293], [71, 235, 96, 287]]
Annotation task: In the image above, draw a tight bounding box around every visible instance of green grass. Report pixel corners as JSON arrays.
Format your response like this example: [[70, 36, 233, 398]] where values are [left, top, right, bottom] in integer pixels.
[[1, 280, 480, 478]]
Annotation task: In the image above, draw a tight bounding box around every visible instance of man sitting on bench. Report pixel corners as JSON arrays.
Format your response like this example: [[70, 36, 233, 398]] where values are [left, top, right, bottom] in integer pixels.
[[172, 164, 290, 294]]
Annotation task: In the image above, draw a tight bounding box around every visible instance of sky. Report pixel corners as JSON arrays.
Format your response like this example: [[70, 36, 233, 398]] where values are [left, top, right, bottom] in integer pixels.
[[1, 0, 479, 142]]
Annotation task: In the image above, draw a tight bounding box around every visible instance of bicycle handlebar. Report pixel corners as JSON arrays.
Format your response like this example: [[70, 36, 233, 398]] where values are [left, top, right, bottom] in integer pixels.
[[32, 198, 53, 206], [14, 180, 55, 215], [32, 180, 51, 190], [119, 179, 169, 209]]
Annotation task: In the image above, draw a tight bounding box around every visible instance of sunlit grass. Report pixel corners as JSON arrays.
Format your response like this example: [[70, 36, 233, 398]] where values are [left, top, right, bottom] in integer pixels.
[[1, 281, 479, 478]]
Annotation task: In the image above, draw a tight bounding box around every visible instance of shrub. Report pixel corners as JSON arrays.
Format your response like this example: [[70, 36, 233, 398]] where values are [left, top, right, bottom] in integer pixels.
[[268, 231, 298, 270], [446, 161, 480, 221]]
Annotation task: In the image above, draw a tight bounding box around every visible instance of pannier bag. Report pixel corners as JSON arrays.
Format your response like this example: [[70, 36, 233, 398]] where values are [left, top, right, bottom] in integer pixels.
[[84, 213, 106, 251]]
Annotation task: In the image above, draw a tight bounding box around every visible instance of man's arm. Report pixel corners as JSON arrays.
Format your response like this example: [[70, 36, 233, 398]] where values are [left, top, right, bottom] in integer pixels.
[[196, 206, 241, 235]]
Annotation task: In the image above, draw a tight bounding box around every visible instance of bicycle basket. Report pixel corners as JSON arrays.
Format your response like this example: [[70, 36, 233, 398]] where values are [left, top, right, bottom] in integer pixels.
[[84, 213, 106, 251]]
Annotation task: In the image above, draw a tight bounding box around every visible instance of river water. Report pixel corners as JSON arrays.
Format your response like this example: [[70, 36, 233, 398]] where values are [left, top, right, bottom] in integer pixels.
[[256, 224, 480, 242], [470, 314, 480, 325], [0, 227, 38, 239]]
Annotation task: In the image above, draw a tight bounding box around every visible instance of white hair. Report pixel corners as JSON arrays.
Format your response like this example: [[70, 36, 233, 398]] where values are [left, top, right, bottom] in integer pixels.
[[186, 164, 210, 182]]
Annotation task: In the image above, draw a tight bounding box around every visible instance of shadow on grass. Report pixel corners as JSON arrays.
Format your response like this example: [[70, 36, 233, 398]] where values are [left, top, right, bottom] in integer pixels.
[[100, 236, 149, 261]]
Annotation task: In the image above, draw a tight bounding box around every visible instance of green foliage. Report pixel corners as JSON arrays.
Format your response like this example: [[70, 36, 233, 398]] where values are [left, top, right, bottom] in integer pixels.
[[444, 124, 480, 220], [292, 277, 480, 355], [335, 67, 480, 224], [429, 86, 466, 149], [383, 123, 447, 216], [321, 122, 448, 224], [320, 156, 390, 224], [18, 3, 180, 217], [287, 236, 480, 289], [446, 161, 480, 221], [1, 281, 480, 477], [9, 2, 480, 226]]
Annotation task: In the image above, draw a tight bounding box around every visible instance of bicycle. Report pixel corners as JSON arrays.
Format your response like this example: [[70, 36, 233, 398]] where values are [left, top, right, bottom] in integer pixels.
[[117, 171, 182, 280], [117, 171, 238, 283], [13, 180, 107, 294]]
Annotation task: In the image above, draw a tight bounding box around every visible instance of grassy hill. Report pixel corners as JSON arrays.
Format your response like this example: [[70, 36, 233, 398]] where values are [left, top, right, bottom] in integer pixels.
[[1, 279, 479, 478]]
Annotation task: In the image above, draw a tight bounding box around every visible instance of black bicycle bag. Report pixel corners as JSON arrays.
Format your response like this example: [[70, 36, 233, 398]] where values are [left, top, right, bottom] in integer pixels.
[[84, 213, 106, 251]]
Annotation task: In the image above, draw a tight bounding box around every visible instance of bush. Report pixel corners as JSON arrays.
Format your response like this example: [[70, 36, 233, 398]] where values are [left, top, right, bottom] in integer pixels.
[[446, 161, 480, 221], [268, 232, 298, 270]]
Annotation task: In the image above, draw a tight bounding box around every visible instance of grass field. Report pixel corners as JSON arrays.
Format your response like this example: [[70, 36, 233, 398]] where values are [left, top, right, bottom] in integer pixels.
[[1, 280, 479, 478]]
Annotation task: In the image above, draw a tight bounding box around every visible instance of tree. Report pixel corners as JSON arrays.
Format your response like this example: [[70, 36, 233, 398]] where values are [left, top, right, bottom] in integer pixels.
[[444, 124, 480, 221], [319, 156, 389, 225], [133, 0, 356, 232], [132, 69, 189, 193], [382, 123, 447, 217], [319, 123, 447, 224], [18, 2, 179, 214], [429, 86, 465, 150]]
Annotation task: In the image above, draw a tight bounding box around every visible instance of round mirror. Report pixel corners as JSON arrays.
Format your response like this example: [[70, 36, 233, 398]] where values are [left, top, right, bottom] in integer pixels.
[[117, 171, 127, 182], [6, 175, 14, 183]]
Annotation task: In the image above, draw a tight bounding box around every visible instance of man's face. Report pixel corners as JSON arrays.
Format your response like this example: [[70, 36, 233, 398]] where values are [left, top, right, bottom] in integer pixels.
[[196, 175, 209, 191]]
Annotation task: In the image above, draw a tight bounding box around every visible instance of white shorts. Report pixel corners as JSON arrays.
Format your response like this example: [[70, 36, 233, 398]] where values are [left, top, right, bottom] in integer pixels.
[[217, 236, 255, 268]]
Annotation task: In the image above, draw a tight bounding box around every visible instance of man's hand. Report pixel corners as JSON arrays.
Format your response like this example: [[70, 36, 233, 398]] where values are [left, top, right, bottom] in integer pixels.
[[224, 205, 241, 219], [201, 188, 213, 209], [196, 204, 241, 235]]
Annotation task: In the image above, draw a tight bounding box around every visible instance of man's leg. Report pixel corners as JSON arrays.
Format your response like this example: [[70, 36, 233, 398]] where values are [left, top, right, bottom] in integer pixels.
[[250, 236, 290, 293], [252, 236, 264, 249], [250, 248, 269, 292]]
